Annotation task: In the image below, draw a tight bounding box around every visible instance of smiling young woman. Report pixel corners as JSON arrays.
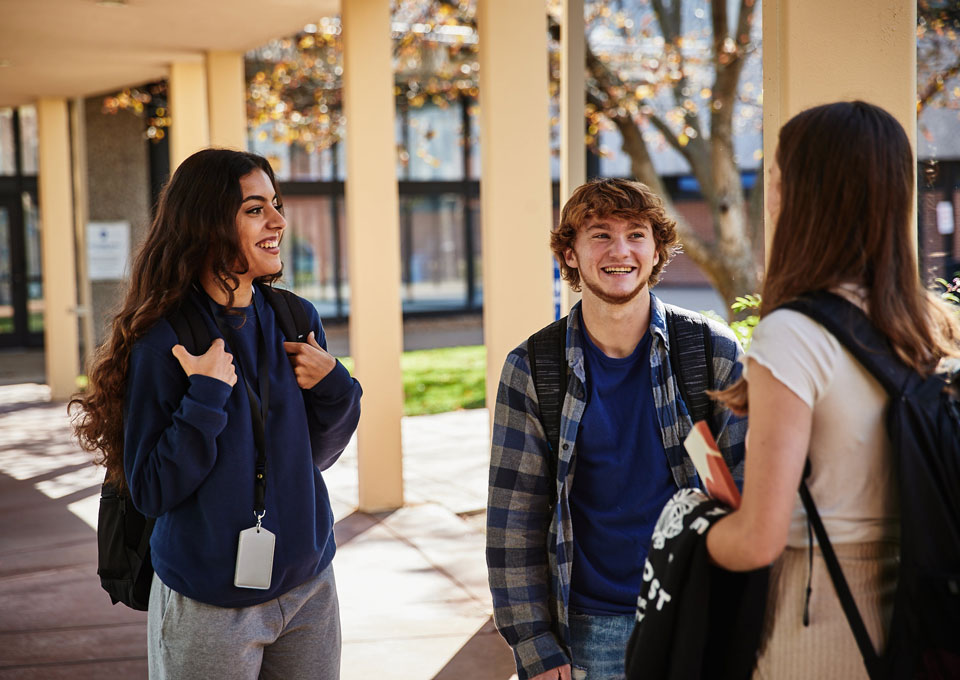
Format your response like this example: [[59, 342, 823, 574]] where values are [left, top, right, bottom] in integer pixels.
[[71, 148, 362, 679], [705, 102, 960, 679]]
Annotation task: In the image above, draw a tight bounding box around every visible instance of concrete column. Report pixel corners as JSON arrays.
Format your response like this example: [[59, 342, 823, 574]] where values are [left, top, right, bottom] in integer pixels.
[[762, 0, 917, 259], [36, 98, 80, 400], [69, 99, 95, 370], [206, 51, 248, 150], [168, 61, 210, 170], [342, 0, 404, 512], [560, 0, 586, 315], [478, 0, 555, 411]]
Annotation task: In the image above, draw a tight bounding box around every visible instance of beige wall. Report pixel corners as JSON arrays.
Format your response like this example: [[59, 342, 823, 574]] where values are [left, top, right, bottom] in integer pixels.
[[207, 52, 248, 150], [478, 0, 556, 413], [342, 0, 405, 512], [762, 0, 917, 255], [36, 98, 80, 400], [168, 61, 210, 170], [560, 0, 586, 315]]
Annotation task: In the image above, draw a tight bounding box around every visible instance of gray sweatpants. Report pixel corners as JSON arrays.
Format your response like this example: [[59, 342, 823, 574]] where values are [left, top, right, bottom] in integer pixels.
[[147, 564, 341, 680]]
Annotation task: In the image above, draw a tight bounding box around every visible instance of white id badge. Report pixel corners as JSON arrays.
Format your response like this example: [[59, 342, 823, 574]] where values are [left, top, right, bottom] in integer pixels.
[[234, 526, 275, 589]]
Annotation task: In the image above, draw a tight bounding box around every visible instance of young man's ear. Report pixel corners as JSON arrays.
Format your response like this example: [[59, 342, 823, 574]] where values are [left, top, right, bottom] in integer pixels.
[[563, 247, 578, 269]]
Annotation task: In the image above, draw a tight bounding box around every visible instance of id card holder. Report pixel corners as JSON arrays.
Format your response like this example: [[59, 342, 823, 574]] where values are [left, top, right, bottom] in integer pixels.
[[234, 523, 275, 590]]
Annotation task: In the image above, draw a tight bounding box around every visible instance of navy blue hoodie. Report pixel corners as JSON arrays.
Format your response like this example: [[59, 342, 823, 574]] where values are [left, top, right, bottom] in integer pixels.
[[124, 284, 361, 607]]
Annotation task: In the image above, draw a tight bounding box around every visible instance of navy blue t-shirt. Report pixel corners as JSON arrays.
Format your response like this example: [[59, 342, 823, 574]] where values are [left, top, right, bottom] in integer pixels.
[[218, 304, 261, 403], [569, 323, 677, 615]]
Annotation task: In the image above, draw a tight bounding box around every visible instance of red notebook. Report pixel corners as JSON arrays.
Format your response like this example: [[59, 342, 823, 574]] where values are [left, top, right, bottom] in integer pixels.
[[683, 421, 741, 509]]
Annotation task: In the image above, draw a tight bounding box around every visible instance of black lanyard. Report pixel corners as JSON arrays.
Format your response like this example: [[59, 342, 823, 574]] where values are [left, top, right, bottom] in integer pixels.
[[208, 293, 271, 519]]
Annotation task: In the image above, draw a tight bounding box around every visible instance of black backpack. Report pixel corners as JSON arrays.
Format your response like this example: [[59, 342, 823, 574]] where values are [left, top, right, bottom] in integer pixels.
[[526, 304, 720, 484], [96, 285, 311, 610], [781, 291, 960, 680]]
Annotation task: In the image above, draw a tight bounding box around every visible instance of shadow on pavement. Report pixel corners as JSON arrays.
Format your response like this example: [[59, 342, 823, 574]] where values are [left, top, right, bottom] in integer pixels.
[[431, 616, 517, 680]]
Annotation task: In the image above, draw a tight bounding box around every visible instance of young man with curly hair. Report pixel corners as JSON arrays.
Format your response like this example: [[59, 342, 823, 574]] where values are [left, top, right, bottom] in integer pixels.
[[486, 179, 748, 680]]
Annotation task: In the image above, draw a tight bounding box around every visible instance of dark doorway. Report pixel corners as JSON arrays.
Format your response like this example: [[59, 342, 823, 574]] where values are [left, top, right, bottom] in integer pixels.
[[0, 107, 43, 349]]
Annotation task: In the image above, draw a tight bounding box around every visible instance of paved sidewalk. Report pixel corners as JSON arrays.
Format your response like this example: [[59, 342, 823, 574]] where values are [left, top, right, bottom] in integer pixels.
[[0, 384, 516, 679]]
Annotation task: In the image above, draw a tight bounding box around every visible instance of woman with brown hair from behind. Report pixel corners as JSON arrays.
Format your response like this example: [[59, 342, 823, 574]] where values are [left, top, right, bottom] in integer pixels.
[[71, 148, 361, 679], [705, 101, 960, 678]]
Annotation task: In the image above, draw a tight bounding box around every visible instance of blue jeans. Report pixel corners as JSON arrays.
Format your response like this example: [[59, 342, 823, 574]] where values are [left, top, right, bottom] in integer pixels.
[[568, 612, 635, 680]]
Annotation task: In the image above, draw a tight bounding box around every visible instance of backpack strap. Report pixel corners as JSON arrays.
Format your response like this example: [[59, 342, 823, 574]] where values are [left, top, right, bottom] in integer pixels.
[[166, 296, 214, 356], [664, 304, 718, 437], [798, 473, 883, 679], [527, 317, 568, 457], [258, 284, 312, 342], [778, 291, 913, 397]]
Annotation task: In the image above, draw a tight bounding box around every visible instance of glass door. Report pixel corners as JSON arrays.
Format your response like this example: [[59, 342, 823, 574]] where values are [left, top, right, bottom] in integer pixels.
[[0, 192, 42, 347]]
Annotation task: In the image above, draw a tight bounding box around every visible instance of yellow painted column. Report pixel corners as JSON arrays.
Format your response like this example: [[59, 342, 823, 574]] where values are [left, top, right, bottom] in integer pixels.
[[560, 0, 586, 315], [168, 61, 210, 170], [36, 98, 80, 400], [478, 0, 555, 413], [206, 51, 248, 150], [762, 0, 917, 258], [342, 0, 404, 512]]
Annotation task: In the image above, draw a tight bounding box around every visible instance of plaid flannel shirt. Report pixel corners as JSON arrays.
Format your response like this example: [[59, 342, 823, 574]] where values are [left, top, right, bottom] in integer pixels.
[[486, 294, 747, 680]]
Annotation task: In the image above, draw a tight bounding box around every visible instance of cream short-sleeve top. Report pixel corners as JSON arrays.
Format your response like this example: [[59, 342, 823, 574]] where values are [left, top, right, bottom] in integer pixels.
[[742, 291, 899, 547]]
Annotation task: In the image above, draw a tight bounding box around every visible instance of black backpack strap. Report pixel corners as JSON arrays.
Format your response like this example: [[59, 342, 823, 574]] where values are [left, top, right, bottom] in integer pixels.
[[664, 304, 717, 437], [527, 316, 568, 463], [778, 291, 913, 397], [166, 296, 214, 356], [798, 474, 883, 679], [258, 284, 311, 342]]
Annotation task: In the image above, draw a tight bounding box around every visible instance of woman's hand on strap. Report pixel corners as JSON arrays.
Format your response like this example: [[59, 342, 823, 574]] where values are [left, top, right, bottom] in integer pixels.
[[283, 331, 337, 389], [171, 338, 238, 387]]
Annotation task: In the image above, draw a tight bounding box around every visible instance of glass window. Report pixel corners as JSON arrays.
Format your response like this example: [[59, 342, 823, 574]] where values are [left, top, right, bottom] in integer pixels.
[[467, 100, 481, 180], [19, 106, 38, 175], [400, 194, 468, 311], [0, 205, 11, 334], [23, 192, 43, 333], [279, 194, 344, 319], [0, 109, 14, 176], [469, 195, 482, 307], [249, 125, 342, 182], [406, 104, 464, 181], [550, 98, 560, 182]]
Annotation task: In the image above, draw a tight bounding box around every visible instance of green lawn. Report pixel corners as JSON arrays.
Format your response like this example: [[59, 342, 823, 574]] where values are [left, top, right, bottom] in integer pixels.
[[339, 345, 486, 416]]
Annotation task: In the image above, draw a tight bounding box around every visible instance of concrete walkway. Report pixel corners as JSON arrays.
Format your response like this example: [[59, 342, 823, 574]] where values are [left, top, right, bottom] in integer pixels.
[[0, 384, 517, 679]]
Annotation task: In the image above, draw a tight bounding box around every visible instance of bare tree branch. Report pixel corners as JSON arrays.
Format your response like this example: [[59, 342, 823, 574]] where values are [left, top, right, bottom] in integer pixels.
[[708, 0, 756, 247], [649, 0, 707, 141], [918, 58, 960, 111], [585, 40, 714, 202]]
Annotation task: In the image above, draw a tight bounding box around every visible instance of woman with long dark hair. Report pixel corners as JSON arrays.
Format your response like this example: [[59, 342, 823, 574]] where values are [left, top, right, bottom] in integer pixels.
[[705, 101, 959, 677], [71, 148, 361, 679]]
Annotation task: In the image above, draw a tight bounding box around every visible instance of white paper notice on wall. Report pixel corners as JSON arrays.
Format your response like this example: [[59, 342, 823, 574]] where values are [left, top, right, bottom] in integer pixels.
[[87, 221, 130, 281], [937, 201, 955, 235]]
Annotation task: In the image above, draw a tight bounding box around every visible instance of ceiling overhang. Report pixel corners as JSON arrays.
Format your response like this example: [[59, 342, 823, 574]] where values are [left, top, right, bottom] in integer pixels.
[[0, 0, 340, 108]]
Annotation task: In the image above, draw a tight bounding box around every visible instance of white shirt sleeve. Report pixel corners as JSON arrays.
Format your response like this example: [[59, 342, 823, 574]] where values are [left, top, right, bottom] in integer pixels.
[[742, 309, 840, 409]]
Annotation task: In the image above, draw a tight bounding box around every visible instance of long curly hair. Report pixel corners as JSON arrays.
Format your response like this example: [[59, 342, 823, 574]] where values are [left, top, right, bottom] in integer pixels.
[[550, 178, 680, 290], [70, 149, 283, 490], [714, 101, 960, 413]]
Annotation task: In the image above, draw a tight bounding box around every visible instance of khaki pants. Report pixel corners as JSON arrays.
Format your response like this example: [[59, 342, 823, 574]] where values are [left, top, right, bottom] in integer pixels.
[[753, 541, 898, 680]]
